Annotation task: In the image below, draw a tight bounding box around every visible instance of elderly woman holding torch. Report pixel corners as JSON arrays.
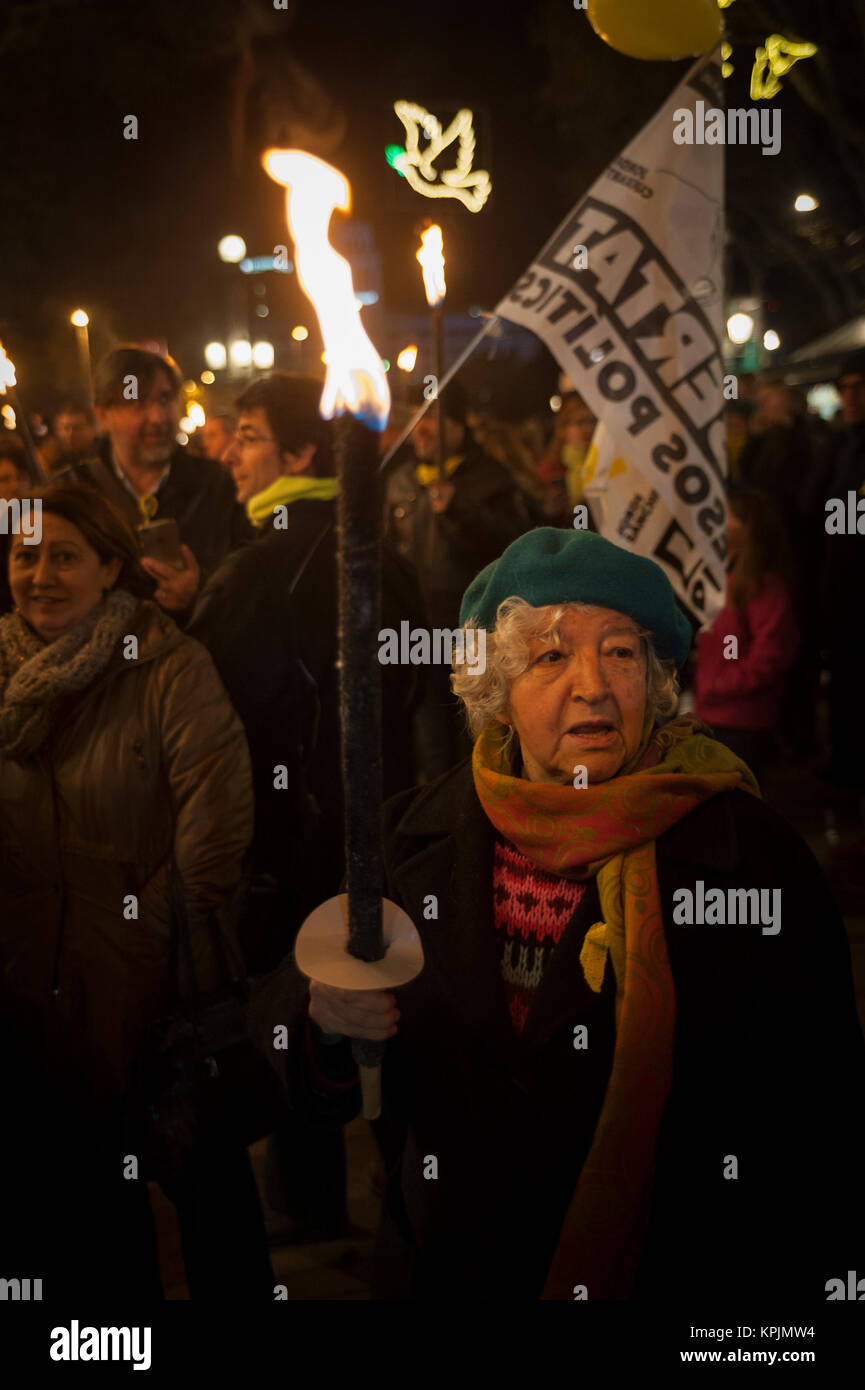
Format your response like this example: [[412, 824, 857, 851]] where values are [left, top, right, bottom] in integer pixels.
[[258, 526, 865, 1302]]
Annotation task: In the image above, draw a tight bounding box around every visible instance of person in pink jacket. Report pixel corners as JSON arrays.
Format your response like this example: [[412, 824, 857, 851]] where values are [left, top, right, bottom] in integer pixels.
[[696, 490, 800, 781]]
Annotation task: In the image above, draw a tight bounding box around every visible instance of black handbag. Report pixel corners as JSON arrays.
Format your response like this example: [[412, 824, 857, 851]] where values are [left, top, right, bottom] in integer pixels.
[[126, 868, 286, 1191]]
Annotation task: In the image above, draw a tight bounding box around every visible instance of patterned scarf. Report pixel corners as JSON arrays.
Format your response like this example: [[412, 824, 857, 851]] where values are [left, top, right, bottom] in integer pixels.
[[472, 713, 759, 1300], [0, 589, 139, 760]]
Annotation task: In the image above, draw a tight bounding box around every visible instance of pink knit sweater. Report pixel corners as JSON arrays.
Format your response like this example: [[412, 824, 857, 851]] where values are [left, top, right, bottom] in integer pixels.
[[695, 573, 800, 731]]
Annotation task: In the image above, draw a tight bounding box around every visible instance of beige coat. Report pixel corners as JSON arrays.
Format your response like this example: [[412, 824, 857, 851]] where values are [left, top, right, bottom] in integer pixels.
[[0, 600, 253, 1100]]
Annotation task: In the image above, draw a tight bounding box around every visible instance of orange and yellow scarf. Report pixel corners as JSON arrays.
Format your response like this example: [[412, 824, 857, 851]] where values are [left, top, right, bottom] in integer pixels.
[[472, 713, 759, 1299]]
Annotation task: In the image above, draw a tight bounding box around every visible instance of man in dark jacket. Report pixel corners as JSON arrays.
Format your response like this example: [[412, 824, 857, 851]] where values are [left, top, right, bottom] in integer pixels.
[[57, 346, 251, 613]]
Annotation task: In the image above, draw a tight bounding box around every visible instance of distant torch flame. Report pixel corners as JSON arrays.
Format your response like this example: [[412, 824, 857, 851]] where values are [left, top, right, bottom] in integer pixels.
[[263, 148, 390, 431], [416, 224, 446, 307], [0, 340, 17, 395]]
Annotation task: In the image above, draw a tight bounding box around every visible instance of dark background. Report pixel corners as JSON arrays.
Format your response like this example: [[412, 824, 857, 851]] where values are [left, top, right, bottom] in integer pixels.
[[1, 0, 863, 409]]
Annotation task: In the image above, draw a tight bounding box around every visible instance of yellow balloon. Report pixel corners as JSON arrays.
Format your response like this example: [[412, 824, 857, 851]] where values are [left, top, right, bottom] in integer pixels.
[[587, 0, 722, 62]]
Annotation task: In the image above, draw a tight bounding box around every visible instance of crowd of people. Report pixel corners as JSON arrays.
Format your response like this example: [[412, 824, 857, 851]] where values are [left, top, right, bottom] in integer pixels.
[[0, 342, 863, 1302]]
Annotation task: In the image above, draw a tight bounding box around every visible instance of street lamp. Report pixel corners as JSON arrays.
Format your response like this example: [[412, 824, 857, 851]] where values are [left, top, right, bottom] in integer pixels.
[[252, 341, 274, 369], [763, 329, 781, 351], [291, 325, 309, 341], [726, 312, 755, 345], [794, 193, 819, 213], [204, 341, 227, 370], [70, 309, 92, 404], [229, 339, 252, 369], [217, 234, 247, 264]]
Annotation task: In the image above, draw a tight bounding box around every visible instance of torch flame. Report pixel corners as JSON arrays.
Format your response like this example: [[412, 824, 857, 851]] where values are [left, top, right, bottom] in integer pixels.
[[416, 224, 446, 307], [0, 340, 17, 395], [263, 149, 390, 431]]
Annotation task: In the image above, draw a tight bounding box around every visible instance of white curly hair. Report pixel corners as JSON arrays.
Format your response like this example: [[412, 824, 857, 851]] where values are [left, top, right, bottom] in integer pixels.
[[451, 597, 680, 738]]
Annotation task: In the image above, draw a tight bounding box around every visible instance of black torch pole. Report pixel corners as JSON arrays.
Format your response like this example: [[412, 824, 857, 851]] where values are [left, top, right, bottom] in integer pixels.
[[333, 411, 386, 1085], [333, 412, 385, 966], [433, 301, 445, 477]]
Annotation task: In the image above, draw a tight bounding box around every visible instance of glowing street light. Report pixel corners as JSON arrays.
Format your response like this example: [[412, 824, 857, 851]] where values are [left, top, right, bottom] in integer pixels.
[[291, 324, 309, 341], [396, 345, 418, 372], [727, 312, 755, 345], [200, 370, 216, 385], [252, 340, 275, 369], [794, 193, 819, 213], [217, 234, 247, 264], [204, 341, 227, 370], [763, 329, 781, 351], [187, 401, 206, 427], [229, 339, 252, 368], [70, 308, 89, 328]]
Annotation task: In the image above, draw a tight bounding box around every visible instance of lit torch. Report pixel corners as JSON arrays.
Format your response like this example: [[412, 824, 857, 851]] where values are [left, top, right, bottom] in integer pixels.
[[0, 339, 44, 482], [416, 222, 447, 476], [263, 148, 423, 1120]]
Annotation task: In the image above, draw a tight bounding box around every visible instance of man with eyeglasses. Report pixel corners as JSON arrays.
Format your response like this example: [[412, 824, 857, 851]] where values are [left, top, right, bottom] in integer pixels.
[[58, 346, 251, 613], [820, 350, 865, 787]]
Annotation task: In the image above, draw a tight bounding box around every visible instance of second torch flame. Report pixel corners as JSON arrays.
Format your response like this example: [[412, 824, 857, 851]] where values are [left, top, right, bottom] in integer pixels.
[[416, 224, 446, 307], [262, 148, 390, 431]]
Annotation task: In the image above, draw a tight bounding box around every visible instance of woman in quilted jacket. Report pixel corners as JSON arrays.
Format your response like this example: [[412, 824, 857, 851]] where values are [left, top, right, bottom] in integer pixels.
[[0, 482, 270, 1303]]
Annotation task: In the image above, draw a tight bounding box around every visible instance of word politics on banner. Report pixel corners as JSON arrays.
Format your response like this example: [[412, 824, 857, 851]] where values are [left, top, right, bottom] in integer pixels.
[[497, 54, 726, 622]]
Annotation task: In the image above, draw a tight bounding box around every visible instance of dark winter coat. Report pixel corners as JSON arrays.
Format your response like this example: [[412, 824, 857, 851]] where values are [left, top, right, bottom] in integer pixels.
[[188, 497, 426, 966], [0, 600, 253, 1103], [57, 439, 252, 582], [384, 440, 533, 629], [251, 758, 865, 1302]]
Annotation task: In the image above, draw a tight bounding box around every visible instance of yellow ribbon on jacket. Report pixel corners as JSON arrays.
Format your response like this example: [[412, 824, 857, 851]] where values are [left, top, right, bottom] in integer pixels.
[[415, 453, 465, 487]]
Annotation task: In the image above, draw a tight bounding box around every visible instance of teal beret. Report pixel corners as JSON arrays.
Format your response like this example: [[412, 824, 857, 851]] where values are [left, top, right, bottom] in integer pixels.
[[459, 528, 692, 667]]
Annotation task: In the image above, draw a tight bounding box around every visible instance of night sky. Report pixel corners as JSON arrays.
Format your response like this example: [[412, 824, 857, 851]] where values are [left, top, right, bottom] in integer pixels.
[[1, 0, 861, 409]]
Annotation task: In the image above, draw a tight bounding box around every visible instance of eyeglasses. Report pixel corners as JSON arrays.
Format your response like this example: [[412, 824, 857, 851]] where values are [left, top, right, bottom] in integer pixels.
[[233, 430, 277, 447]]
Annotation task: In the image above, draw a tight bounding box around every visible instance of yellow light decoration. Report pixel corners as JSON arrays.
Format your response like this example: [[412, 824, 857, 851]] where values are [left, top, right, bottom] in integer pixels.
[[70, 309, 89, 328], [187, 402, 206, 427], [262, 148, 390, 428], [751, 34, 817, 100], [396, 345, 418, 372], [416, 225, 446, 308], [201, 370, 216, 385], [291, 325, 309, 342], [0, 340, 16, 394], [393, 102, 491, 214], [2, 403, 16, 429]]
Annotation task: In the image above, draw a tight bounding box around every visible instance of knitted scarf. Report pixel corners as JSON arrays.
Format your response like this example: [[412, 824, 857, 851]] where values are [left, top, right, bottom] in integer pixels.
[[246, 474, 339, 528], [472, 713, 759, 1300], [0, 589, 139, 760]]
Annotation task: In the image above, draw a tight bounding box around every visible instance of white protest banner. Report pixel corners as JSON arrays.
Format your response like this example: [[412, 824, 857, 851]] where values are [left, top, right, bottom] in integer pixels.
[[496, 50, 726, 623]]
